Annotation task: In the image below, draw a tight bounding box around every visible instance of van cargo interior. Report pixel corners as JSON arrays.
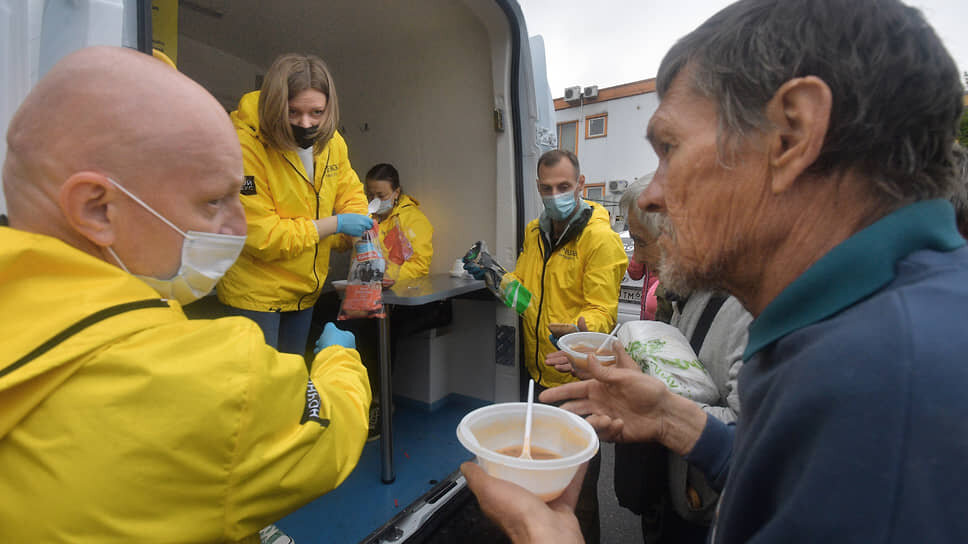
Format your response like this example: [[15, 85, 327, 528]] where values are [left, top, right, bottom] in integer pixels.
[[177, 0, 531, 409]]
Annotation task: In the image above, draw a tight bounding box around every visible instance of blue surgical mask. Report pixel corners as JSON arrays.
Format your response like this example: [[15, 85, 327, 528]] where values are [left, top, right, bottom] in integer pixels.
[[542, 191, 577, 221], [105, 178, 246, 305]]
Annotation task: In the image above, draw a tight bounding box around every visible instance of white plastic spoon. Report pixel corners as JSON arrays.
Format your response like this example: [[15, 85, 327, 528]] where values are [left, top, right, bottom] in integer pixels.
[[594, 323, 621, 355], [519, 379, 535, 460]]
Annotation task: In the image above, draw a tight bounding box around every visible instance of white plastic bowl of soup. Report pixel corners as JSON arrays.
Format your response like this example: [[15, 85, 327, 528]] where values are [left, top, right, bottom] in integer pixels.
[[456, 402, 599, 501], [557, 331, 618, 371]]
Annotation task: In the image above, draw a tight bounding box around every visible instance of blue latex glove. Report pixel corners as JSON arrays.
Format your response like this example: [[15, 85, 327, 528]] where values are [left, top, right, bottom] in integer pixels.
[[315, 322, 356, 353], [336, 213, 374, 237], [548, 333, 560, 350], [463, 261, 486, 280]]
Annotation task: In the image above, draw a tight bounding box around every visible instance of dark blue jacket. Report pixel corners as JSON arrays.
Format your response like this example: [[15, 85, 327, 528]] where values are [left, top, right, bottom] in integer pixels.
[[687, 200, 968, 543]]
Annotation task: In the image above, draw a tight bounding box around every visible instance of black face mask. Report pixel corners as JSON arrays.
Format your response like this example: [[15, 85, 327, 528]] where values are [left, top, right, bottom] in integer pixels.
[[290, 124, 319, 149]]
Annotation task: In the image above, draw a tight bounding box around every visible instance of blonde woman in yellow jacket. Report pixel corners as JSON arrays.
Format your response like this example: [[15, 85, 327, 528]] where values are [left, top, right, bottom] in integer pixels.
[[364, 163, 434, 282], [217, 53, 371, 355]]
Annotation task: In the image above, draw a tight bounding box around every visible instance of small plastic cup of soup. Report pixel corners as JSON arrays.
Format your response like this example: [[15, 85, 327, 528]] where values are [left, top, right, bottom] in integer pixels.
[[557, 331, 618, 371], [456, 402, 599, 501]]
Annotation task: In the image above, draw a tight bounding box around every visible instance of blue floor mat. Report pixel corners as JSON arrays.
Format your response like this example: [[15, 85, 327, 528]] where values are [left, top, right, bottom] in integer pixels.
[[277, 395, 490, 543]]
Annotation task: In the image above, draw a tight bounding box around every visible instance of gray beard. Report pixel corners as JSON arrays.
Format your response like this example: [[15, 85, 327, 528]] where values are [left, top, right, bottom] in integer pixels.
[[655, 215, 729, 298]]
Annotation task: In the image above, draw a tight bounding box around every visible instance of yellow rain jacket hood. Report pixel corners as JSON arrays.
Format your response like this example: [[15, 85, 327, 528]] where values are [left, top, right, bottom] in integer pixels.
[[218, 90, 368, 312], [375, 194, 434, 282], [511, 201, 627, 388], [0, 227, 370, 543]]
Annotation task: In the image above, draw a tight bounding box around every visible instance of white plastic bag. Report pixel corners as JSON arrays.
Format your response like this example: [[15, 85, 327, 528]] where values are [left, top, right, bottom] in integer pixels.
[[617, 321, 718, 404]]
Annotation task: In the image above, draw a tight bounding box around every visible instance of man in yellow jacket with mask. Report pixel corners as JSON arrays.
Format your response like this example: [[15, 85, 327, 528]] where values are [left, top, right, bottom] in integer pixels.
[[512, 150, 627, 390], [467, 149, 626, 543], [0, 46, 370, 544]]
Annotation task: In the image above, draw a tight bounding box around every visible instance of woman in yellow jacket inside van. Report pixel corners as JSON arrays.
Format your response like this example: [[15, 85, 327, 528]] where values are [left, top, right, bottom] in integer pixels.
[[217, 53, 372, 355], [364, 163, 433, 282]]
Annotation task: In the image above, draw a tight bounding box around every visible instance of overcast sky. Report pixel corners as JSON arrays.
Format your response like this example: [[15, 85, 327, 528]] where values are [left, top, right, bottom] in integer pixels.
[[518, 0, 968, 98]]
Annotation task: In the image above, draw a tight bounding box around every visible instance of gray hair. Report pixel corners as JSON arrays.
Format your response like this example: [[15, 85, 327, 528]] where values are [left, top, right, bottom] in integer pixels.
[[619, 173, 661, 237], [656, 0, 964, 206]]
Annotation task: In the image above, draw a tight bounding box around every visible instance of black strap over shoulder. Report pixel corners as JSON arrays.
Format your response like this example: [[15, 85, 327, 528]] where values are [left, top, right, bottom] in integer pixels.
[[0, 298, 169, 379], [689, 295, 727, 354]]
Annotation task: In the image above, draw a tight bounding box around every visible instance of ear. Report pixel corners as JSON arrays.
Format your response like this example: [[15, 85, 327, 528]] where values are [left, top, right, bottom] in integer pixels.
[[58, 172, 119, 247], [577, 174, 586, 191], [765, 76, 831, 194]]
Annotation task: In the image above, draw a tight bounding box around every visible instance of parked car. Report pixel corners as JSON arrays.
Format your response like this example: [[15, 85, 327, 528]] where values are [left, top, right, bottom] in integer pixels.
[[617, 230, 643, 324]]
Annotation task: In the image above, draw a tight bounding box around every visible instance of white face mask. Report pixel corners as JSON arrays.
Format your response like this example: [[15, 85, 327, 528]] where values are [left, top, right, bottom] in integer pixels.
[[105, 178, 246, 305], [368, 196, 394, 215]]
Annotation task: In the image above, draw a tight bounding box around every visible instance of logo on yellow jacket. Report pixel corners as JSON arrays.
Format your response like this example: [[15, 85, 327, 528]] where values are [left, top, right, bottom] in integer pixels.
[[301, 379, 330, 427]]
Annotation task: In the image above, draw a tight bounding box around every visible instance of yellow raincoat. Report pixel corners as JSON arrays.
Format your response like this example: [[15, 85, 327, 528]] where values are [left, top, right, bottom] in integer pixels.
[[217, 91, 368, 312], [0, 227, 371, 543], [510, 202, 627, 388], [376, 194, 433, 281]]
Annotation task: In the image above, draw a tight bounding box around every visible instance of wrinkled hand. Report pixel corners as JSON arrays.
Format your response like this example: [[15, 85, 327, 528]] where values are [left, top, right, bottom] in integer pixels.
[[544, 349, 595, 380], [462, 261, 486, 280], [538, 344, 703, 453], [315, 322, 356, 353], [545, 317, 591, 378], [336, 213, 374, 237], [544, 348, 582, 377], [461, 461, 586, 544]]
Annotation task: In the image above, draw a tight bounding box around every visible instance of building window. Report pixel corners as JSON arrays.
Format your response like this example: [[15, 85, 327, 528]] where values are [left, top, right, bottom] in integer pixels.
[[585, 113, 607, 139], [584, 183, 605, 203], [557, 121, 578, 155]]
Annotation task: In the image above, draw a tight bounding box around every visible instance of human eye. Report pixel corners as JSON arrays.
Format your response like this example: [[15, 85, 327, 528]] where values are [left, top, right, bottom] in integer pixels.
[[653, 140, 673, 157]]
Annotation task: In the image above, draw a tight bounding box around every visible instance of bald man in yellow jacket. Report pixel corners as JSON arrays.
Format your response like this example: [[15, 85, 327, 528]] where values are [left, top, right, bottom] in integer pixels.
[[0, 47, 369, 543]]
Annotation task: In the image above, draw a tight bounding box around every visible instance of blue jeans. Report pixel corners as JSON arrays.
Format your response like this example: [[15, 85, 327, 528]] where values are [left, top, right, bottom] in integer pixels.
[[223, 306, 315, 356]]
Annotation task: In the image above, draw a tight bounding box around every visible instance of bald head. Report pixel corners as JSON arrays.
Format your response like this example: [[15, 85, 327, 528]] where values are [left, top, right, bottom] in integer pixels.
[[2, 46, 242, 260]]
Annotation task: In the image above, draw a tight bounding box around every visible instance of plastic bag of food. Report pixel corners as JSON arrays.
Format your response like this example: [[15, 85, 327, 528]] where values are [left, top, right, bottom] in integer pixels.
[[383, 216, 414, 265], [617, 321, 718, 403], [338, 225, 386, 320], [462, 240, 531, 314]]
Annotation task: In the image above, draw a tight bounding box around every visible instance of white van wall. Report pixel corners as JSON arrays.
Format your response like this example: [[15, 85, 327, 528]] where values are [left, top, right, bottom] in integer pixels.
[[332, 18, 498, 275], [178, 36, 263, 112]]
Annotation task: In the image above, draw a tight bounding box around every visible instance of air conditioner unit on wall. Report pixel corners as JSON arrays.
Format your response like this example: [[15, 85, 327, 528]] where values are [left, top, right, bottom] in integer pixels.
[[564, 86, 582, 102], [608, 180, 628, 193], [583, 85, 599, 100]]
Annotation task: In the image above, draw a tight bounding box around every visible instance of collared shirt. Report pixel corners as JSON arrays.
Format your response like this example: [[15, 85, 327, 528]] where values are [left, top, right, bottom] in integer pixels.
[[744, 199, 965, 360]]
